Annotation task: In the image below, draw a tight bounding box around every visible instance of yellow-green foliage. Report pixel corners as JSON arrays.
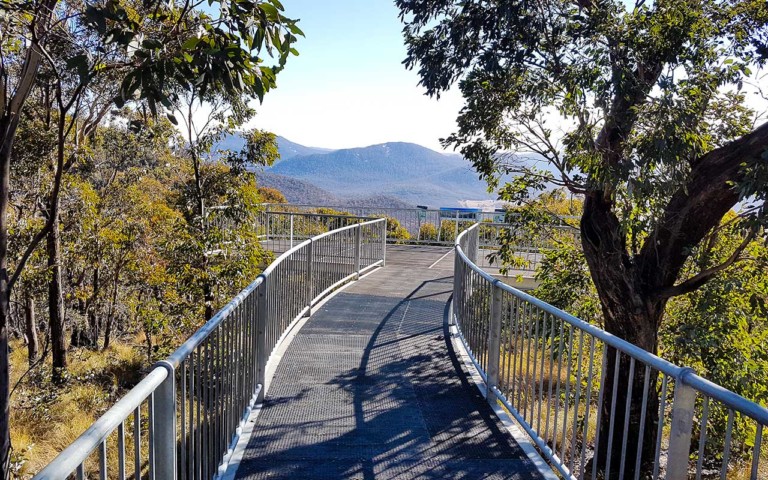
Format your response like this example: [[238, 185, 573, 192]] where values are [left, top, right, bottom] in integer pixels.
[[419, 222, 438, 241], [377, 216, 410, 241], [10, 340, 146, 478]]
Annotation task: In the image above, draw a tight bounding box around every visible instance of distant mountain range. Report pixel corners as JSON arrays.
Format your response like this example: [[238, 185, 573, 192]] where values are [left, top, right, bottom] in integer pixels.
[[221, 134, 506, 207]]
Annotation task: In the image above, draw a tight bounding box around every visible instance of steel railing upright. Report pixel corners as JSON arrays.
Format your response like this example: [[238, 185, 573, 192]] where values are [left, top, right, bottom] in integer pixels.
[[35, 218, 387, 480], [453, 223, 768, 480]]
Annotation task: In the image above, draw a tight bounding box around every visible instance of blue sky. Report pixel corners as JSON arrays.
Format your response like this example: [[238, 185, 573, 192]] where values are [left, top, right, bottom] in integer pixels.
[[246, 1, 464, 151]]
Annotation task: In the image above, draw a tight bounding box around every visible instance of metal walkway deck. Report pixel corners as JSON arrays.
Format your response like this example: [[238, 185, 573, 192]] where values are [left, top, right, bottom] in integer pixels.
[[234, 245, 545, 479]]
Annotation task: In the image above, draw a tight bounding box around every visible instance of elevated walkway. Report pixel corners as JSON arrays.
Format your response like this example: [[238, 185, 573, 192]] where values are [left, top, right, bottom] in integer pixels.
[[233, 246, 546, 479]]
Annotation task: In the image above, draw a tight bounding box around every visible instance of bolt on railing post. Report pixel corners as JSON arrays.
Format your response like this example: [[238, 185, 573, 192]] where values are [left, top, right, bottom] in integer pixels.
[[354, 224, 362, 279], [667, 369, 697, 480], [486, 281, 502, 405], [153, 361, 177, 480], [306, 240, 314, 315], [256, 280, 267, 402]]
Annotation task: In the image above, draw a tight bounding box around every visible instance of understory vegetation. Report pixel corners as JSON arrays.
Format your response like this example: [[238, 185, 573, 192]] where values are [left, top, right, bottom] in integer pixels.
[[7, 109, 280, 477], [523, 191, 768, 475]]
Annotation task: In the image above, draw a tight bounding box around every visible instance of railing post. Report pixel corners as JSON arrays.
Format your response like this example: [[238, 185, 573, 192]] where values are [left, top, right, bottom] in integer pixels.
[[354, 224, 362, 279], [667, 369, 697, 480], [289, 213, 294, 248], [154, 361, 177, 480], [454, 210, 459, 241], [486, 281, 502, 404], [306, 239, 314, 315], [450, 246, 460, 327], [256, 280, 267, 402], [381, 220, 387, 266]]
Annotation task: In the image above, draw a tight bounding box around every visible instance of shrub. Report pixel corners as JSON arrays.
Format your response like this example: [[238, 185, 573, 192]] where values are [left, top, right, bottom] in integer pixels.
[[419, 222, 437, 241]]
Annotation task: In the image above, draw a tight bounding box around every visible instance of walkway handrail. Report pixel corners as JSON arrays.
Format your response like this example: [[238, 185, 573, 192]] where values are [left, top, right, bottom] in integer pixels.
[[35, 218, 387, 480], [453, 223, 767, 480]]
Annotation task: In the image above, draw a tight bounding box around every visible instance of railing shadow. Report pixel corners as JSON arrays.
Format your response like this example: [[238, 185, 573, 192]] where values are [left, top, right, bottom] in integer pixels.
[[238, 276, 541, 479]]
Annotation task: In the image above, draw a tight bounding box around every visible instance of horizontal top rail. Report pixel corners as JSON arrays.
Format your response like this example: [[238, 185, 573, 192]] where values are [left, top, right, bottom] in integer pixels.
[[456, 224, 686, 379], [310, 217, 385, 241], [456, 222, 768, 426], [35, 217, 389, 480], [265, 210, 376, 221], [165, 275, 264, 368], [34, 368, 168, 478]]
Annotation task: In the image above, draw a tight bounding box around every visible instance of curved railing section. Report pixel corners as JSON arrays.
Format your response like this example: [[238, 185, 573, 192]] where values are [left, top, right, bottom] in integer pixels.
[[35, 218, 387, 480], [453, 223, 767, 480]]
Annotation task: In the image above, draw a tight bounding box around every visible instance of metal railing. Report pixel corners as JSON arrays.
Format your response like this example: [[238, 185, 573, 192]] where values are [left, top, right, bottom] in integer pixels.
[[474, 222, 578, 272], [259, 207, 577, 272], [259, 203, 507, 244], [35, 218, 387, 480], [260, 211, 374, 253], [453, 223, 768, 480]]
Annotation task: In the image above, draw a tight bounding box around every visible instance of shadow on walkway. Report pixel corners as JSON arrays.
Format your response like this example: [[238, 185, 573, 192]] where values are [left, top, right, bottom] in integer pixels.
[[235, 261, 544, 479]]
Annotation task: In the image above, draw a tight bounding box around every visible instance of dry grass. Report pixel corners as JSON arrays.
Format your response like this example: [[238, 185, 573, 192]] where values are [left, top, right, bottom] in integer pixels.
[[9, 337, 147, 478]]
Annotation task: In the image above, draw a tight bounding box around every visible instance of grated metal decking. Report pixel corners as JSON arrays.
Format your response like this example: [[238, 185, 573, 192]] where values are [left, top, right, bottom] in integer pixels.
[[235, 245, 546, 479]]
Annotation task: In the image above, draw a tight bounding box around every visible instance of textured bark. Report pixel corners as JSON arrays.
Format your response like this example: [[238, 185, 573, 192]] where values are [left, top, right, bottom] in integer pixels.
[[47, 216, 67, 382], [88, 268, 100, 347], [581, 122, 768, 474], [24, 291, 38, 365], [581, 194, 664, 476], [102, 271, 120, 350], [0, 115, 15, 479]]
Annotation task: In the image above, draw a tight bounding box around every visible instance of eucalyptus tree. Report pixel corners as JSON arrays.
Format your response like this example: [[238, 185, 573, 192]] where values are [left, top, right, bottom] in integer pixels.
[[0, 0, 300, 474], [398, 0, 768, 474]]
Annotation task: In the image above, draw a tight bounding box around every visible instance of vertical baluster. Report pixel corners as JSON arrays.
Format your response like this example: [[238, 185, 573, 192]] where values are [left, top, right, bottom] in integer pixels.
[[579, 336, 596, 480], [544, 313, 556, 446], [604, 352, 621, 480], [530, 306, 540, 429], [118, 421, 126, 480], [99, 440, 107, 480], [695, 397, 710, 480], [537, 308, 547, 437], [180, 359, 187, 480], [134, 406, 141, 480], [568, 329, 585, 473], [552, 319, 565, 456], [720, 409, 734, 480], [523, 302, 534, 422], [591, 344, 609, 480], [560, 324, 574, 463], [618, 358, 636, 480], [750, 423, 763, 480], [633, 365, 651, 480], [652, 375, 669, 480], [148, 393, 155, 480]]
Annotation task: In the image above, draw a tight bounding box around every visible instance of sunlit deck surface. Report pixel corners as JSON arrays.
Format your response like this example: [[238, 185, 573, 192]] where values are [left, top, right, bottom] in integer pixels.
[[235, 245, 545, 479]]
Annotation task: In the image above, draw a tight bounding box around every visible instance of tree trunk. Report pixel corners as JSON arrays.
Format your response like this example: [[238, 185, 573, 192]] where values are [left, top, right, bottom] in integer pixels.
[[47, 215, 67, 382], [203, 281, 214, 321], [581, 194, 667, 477], [0, 115, 15, 480], [24, 291, 38, 365], [88, 268, 99, 347], [102, 271, 119, 350]]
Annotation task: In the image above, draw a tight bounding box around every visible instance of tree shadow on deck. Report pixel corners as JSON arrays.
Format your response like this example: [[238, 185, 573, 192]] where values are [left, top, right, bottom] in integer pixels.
[[236, 277, 541, 479]]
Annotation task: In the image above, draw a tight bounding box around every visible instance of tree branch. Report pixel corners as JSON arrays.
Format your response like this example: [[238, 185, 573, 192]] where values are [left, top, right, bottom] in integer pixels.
[[656, 229, 756, 299]]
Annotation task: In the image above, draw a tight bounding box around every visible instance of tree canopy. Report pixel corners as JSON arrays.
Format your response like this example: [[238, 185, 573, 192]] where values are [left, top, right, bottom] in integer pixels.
[[398, 0, 768, 475]]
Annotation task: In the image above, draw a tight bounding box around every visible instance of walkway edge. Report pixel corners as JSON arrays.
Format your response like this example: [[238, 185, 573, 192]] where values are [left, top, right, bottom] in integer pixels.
[[220, 266, 386, 480], [447, 299, 560, 480]]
